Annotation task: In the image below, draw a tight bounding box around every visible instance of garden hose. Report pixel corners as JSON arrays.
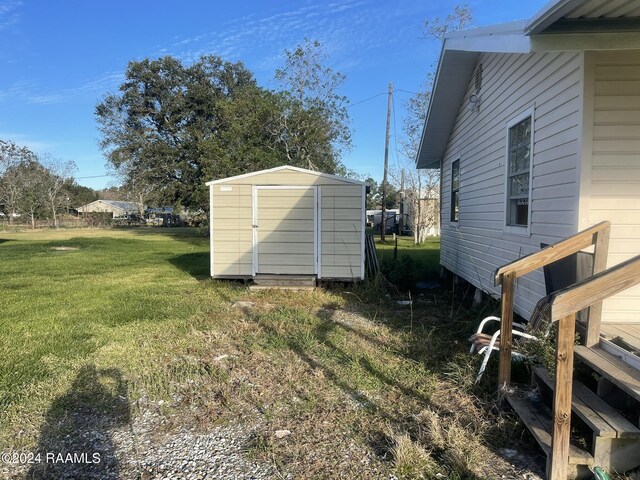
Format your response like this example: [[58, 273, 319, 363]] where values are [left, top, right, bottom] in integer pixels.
[[592, 466, 611, 480]]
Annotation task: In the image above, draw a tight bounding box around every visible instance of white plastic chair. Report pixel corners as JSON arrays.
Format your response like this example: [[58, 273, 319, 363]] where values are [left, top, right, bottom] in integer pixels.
[[469, 316, 539, 384]]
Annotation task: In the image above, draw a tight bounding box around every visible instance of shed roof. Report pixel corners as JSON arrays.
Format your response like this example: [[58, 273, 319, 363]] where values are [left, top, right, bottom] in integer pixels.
[[416, 0, 640, 169], [205, 165, 367, 186]]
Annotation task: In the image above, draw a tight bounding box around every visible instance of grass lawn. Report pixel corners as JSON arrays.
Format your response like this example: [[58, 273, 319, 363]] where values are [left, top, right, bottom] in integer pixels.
[[0, 228, 537, 479], [373, 234, 441, 291]]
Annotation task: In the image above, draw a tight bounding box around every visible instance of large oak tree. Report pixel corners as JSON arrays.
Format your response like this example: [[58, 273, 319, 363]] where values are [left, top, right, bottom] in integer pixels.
[[96, 49, 351, 211]]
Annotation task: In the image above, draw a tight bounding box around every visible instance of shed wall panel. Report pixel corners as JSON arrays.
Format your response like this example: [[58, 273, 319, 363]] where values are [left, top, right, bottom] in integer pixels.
[[440, 51, 582, 320], [211, 184, 253, 276], [320, 185, 363, 278]]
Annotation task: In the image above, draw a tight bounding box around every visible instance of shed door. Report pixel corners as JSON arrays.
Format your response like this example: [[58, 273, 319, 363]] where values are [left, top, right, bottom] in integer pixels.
[[255, 187, 317, 275]]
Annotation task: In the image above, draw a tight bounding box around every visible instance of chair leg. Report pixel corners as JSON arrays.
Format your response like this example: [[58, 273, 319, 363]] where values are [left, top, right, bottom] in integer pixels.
[[475, 347, 493, 384]]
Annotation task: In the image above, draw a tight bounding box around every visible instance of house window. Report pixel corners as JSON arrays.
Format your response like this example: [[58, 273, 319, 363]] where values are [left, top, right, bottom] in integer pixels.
[[451, 159, 460, 222], [506, 114, 532, 227]]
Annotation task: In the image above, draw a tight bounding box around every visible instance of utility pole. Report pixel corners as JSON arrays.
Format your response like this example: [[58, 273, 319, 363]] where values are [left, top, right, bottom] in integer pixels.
[[399, 168, 405, 235], [381, 81, 393, 242]]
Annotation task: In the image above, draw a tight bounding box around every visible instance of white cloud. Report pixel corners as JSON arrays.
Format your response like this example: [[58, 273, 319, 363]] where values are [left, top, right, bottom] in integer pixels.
[[153, 0, 399, 73], [0, 71, 124, 106], [0, 0, 21, 31], [0, 131, 52, 152]]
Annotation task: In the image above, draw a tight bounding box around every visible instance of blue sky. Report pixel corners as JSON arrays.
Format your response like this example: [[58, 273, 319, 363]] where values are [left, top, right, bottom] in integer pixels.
[[0, 0, 547, 190]]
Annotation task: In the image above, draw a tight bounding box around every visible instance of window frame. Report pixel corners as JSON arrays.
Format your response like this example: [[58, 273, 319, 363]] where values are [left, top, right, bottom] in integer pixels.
[[450, 158, 460, 223], [503, 107, 535, 236]]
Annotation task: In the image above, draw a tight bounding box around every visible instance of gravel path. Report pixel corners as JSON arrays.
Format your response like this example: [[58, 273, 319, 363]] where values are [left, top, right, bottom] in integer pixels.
[[3, 406, 279, 480], [116, 420, 279, 480]]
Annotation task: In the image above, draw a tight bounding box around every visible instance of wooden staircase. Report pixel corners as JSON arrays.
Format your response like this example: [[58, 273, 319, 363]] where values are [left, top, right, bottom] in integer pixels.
[[507, 365, 640, 478], [492, 221, 640, 479]]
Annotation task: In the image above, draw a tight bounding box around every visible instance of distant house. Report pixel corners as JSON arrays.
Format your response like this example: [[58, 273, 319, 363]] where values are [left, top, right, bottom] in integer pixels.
[[404, 196, 440, 238], [366, 209, 399, 230], [76, 200, 142, 218], [146, 206, 182, 226], [416, 0, 640, 324]]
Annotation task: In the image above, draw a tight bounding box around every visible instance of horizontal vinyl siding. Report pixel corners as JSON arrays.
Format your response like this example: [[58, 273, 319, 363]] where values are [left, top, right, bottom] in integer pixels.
[[321, 185, 363, 278], [588, 50, 640, 323], [212, 184, 253, 276], [441, 51, 582, 319]]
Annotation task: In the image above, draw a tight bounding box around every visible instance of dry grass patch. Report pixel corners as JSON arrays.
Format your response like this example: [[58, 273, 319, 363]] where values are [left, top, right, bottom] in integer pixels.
[[392, 433, 439, 479]]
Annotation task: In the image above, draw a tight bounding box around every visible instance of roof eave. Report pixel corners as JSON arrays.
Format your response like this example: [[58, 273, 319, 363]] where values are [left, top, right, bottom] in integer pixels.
[[524, 0, 584, 35], [416, 29, 531, 170]]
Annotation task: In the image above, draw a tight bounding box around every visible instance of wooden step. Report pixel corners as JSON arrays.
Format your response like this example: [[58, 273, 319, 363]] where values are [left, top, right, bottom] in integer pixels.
[[251, 274, 316, 289], [533, 367, 640, 439], [575, 345, 640, 402], [506, 392, 595, 466]]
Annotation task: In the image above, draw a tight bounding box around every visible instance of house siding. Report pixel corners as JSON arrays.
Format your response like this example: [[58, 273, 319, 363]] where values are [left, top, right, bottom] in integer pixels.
[[583, 50, 640, 323], [440, 51, 583, 319]]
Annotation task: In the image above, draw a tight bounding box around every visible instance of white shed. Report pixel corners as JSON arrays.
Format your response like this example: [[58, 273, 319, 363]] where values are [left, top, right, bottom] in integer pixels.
[[206, 166, 366, 282]]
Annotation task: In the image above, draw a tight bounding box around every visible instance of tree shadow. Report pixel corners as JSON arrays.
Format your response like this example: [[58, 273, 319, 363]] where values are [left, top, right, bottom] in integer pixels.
[[169, 252, 211, 280], [0, 238, 10, 244], [125, 226, 207, 247], [243, 302, 486, 479], [27, 365, 130, 480]]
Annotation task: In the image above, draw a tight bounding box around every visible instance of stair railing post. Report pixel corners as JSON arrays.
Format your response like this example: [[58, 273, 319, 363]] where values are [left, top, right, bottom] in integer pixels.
[[549, 312, 576, 480], [498, 271, 516, 394], [585, 225, 610, 347]]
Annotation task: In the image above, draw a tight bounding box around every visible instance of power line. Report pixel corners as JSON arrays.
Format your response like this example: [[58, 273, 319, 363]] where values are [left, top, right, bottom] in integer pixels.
[[395, 88, 420, 96], [74, 174, 113, 179], [348, 88, 419, 108], [347, 92, 386, 108]]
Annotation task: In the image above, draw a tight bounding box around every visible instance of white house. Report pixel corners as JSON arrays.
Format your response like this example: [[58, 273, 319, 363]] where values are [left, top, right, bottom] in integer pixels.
[[416, 0, 640, 324], [76, 200, 142, 218]]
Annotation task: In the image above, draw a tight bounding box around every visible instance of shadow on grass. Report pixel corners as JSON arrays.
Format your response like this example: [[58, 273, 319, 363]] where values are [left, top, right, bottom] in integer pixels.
[[242, 300, 487, 479], [169, 252, 211, 280], [125, 226, 207, 247], [28, 365, 130, 480]]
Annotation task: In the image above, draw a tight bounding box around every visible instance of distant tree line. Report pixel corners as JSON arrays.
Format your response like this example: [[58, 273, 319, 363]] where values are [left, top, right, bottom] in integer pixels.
[[0, 140, 97, 228], [95, 38, 351, 212]]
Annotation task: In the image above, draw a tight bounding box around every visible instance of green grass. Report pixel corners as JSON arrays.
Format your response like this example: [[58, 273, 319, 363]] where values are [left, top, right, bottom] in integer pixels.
[[0, 228, 531, 479], [0, 228, 230, 445], [373, 235, 441, 290]]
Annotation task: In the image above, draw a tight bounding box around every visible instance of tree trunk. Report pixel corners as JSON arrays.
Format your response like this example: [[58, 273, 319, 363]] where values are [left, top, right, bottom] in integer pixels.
[[51, 203, 58, 229]]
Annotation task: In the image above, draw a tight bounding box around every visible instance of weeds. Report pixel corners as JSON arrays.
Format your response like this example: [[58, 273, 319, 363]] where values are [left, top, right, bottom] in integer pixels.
[[392, 433, 439, 479]]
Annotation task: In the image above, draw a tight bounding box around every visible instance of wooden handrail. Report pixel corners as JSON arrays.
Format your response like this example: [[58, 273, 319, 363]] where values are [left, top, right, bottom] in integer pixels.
[[494, 221, 610, 286], [495, 221, 610, 390], [492, 221, 626, 480], [533, 253, 640, 480], [548, 254, 640, 321]]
